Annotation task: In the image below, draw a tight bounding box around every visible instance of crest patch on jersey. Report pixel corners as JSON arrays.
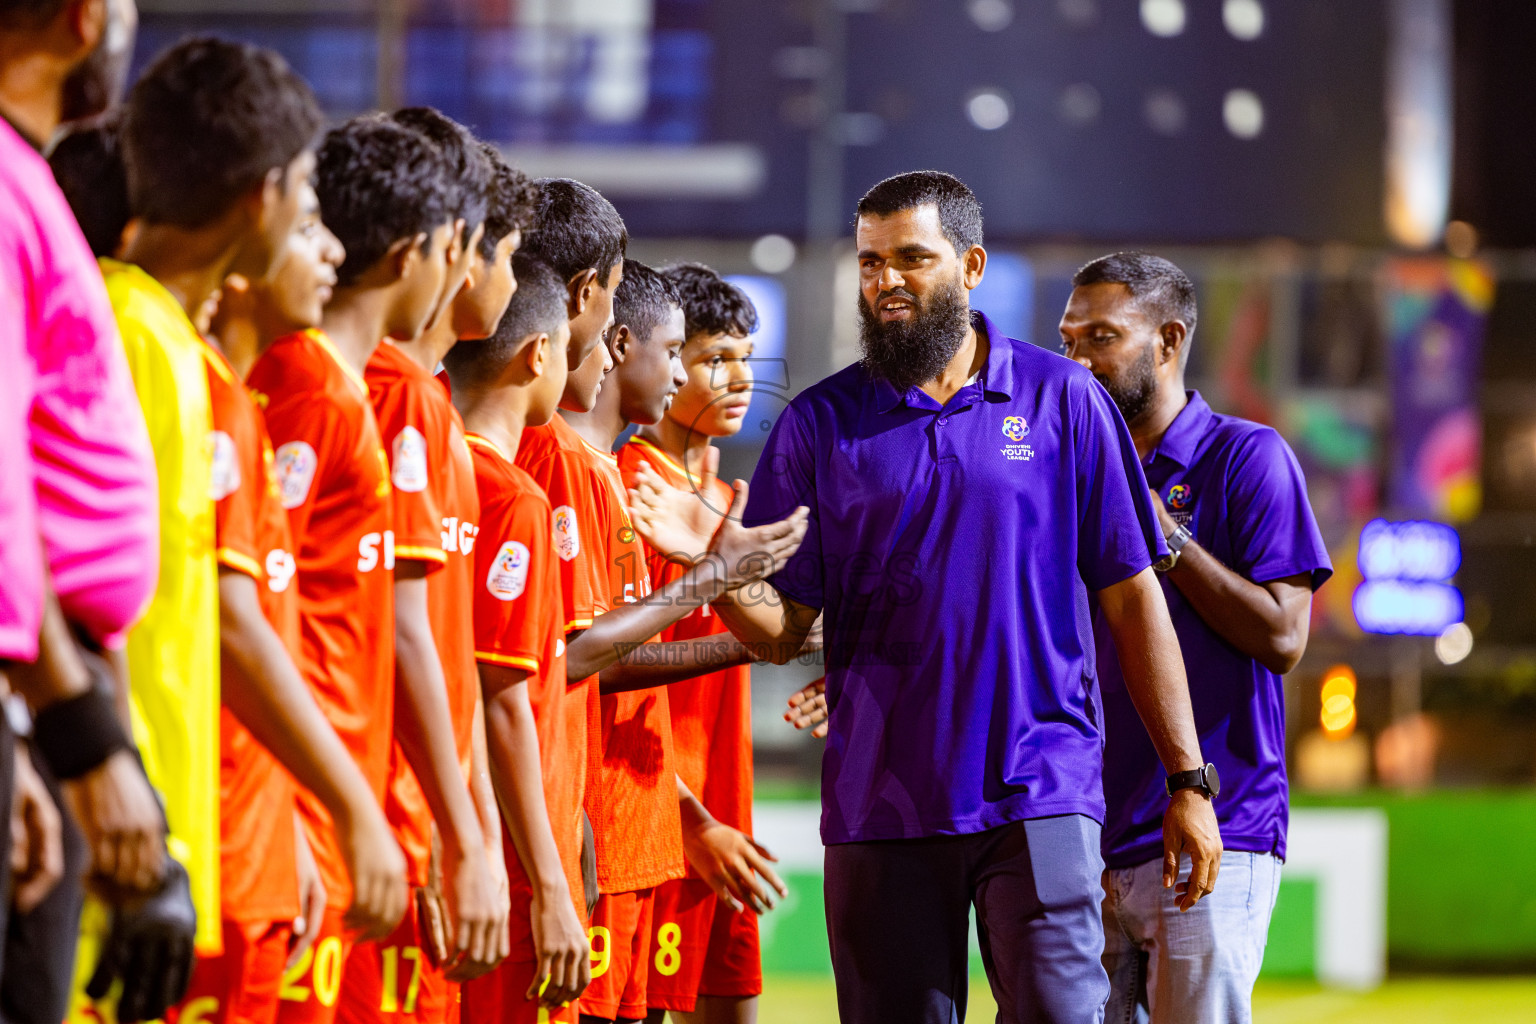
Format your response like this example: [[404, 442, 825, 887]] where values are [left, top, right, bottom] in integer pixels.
[[392, 426, 429, 493], [553, 505, 580, 562], [486, 541, 530, 601], [210, 430, 240, 501], [1001, 415, 1030, 442], [1168, 484, 1192, 509], [274, 440, 318, 510]]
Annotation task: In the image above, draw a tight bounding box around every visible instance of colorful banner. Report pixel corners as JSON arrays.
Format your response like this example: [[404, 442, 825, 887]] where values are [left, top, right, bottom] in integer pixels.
[[1383, 258, 1494, 522]]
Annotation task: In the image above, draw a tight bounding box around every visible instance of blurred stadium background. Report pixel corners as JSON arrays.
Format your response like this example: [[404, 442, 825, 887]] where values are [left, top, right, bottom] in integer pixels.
[[128, 0, 1536, 1018]]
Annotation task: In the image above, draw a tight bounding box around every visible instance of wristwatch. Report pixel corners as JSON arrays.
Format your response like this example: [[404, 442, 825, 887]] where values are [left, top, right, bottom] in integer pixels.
[[1166, 762, 1220, 800], [1153, 523, 1193, 574]]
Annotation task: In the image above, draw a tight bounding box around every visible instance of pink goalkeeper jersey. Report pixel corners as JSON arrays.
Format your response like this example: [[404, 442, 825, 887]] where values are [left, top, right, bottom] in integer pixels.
[[0, 118, 158, 651]]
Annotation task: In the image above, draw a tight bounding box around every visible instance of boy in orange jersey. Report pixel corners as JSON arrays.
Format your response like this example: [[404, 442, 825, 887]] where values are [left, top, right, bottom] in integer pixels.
[[444, 255, 589, 1023], [524, 261, 803, 1024], [346, 111, 540, 1021], [178, 171, 410, 1024], [617, 265, 776, 1024], [249, 115, 459, 1024]]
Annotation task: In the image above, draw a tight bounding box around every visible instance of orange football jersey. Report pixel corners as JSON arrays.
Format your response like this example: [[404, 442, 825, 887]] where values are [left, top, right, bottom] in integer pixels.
[[202, 340, 300, 923], [517, 415, 684, 894], [466, 432, 585, 928], [366, 341, 480, 887], [617, 437, 753, 840], [248, 329, 395, 907]]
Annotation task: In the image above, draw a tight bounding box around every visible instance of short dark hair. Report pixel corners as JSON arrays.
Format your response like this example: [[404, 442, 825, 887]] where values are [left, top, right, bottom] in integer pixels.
[[316, 115, 456, 288], [50, 112, 129, 258], [122, 37, 323, 228], [0, 0, 65, 27], [442, 252, 567, 390], [520, 178, 627, 286], [660, 262, 758, 341], [856, 170, 983, 256], [477, 143, 539, 261], [613, 259, 682, 346], [390, 107, 489, 239], [1072, 252, 1199, 355]]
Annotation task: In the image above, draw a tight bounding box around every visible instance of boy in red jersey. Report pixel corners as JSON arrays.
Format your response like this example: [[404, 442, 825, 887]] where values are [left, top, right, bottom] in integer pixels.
[[444, 254, 589, 1023], [528, 260, 801, 1024], [180, 175, 410, 1024], [617, 265, 774, 1024], [347, 111, 540, 1021], [249, 116, 459, 1024]]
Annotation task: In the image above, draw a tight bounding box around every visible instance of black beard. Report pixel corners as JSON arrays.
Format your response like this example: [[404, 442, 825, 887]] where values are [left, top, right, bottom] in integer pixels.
[[857, 276, 970, 393], [1097, 343, 1158, 423]]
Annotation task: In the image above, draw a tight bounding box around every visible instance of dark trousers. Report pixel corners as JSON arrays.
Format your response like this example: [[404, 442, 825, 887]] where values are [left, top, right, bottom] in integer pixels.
[[1, 743, 85, 1024], [825, 814, 1109, 1024]]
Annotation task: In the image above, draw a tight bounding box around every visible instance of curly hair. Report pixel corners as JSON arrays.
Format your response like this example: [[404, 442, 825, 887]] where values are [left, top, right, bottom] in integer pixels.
[[613, 259, 682, 346], [660, 262, 758, 341], [315, 115, 457, 287], [477, 142, 540, 261], [122, 36, 323, 228], [390, 107, 487, 239], [520, 178, 627, 285]]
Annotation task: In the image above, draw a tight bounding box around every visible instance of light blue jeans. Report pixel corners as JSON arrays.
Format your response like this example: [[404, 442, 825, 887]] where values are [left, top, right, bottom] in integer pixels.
[[1100, 851, 1282, 1024]]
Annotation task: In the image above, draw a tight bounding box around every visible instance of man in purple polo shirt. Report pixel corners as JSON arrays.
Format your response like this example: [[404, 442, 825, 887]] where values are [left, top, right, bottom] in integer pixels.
[[1060, 252, 1332, 1024], [706, 172, 1222, 1024]]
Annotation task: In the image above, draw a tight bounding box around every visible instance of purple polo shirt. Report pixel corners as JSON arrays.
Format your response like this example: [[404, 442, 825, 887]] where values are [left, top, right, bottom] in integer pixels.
[[745, 313, 1165, 844], [1095, 391, 1331, 869]]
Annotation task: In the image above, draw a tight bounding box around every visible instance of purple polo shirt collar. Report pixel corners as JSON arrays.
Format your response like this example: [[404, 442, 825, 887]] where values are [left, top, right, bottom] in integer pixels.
[[870, 312, 1017, 414], [1145, 390, 1213, 469]]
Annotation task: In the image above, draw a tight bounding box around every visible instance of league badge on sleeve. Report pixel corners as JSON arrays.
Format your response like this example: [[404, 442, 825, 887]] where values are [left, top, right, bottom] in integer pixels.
[[274, 440, 318, 510], [210, 430, 240, 501], [486, 541, 530, 601], [553, 505, 581, 562], [391, 425, 429, 493]]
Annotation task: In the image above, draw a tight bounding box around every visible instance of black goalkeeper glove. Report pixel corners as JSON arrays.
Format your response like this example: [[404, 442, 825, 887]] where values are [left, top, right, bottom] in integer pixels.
[[85, 855, 197, 1022]]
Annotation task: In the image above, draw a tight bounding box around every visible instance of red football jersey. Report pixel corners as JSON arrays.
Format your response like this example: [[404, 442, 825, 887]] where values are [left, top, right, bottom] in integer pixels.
[[516, 415, 684, 894], [466, 432, 585, 927], [366, 341, 480, 887], [617, 437, 753, 840], [248, 329, 395, 907], [202, 340, 300, 923]]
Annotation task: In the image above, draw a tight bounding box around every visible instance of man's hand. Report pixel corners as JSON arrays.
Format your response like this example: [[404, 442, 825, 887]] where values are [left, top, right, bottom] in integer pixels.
[[62, 747, 166, 893], [10, 744, 64, 913], [784, 677, 829, 739], [288, 825, 327, 969], [682, 817, 787, 915], [86, 856, 196, 1022], [440, 840, 502, 977], [1162, 789, 1222, 912], [335, 802, 408, 941], [527, 886, 589, 1007], [445, 836, 510, 981]]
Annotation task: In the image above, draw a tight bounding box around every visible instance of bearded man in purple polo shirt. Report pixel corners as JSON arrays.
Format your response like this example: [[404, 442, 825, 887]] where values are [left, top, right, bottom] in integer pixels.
[[654, 171, 1221, 1024], [1060, 252, 1332, 1024]]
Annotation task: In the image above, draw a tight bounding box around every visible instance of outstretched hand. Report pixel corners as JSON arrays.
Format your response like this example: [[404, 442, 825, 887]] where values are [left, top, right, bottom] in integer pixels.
[[627, 451, 723, 564], [682, 818, 787, 915], [785, 677, 829, 739]]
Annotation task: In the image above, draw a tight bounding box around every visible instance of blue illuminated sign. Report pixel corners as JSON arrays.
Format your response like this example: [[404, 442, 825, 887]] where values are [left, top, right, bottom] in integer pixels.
[[1353, 519, 1463, 636]]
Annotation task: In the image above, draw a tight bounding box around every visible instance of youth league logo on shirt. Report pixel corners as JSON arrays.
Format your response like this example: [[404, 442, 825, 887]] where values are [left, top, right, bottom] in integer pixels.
[[274, 440, 318, 510], [209, 430, 240, 501], [552, 505, 580, 562], [999, 415, 1036, 462], [486, 541, 529, 601], [391, 426, 429, 493]]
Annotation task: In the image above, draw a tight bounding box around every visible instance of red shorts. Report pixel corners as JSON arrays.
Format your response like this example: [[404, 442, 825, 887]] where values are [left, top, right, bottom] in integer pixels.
[[170, 919, 294, 1024], [337, 898, 454, 1024], [644, 879, 763, 1012], [578, 889, 654, 1021], [276, 907, 356, 1024], [461, 959, 578, 1024]]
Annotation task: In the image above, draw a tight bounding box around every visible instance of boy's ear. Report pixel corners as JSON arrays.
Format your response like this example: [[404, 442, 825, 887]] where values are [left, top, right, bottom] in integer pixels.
[[609, 324, 633, 366], [386, 233, 427, 282], [526, 332, 550, 377], [568, 268, 599, 317]]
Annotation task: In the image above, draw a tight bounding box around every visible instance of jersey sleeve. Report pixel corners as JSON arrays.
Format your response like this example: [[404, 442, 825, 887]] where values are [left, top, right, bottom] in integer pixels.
[[374, 380, 447, 570], [0, 245, 41, 662], [1223, 428, 1334, 590], [745, 399, 825, 611], [1072, 375, 1166, 592], [252, 368, 343, 546], [473, 488, 554, 686], [524, 450, 603, 633], [210, 398, 268, 581]]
